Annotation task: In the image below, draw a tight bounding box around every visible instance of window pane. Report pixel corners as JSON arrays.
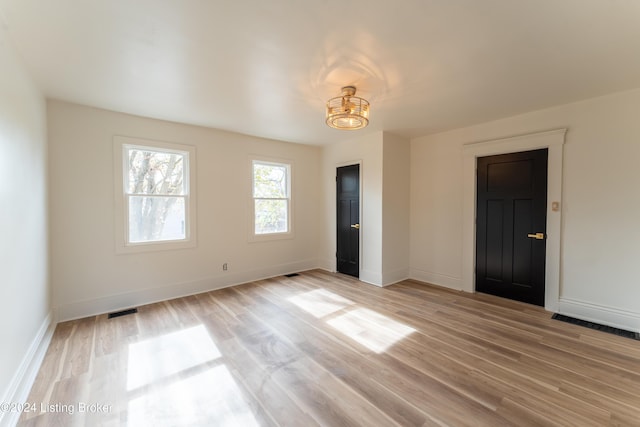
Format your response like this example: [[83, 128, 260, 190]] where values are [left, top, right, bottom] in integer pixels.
[[254, 199, 288, 234], [127, 149, 185, 195], [253, 163, 287, 198], [129, 196, 186, 243]]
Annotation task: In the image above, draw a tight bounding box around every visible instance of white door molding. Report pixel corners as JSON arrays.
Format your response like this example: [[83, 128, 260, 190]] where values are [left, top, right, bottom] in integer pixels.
[[462, 129, 566, 311]]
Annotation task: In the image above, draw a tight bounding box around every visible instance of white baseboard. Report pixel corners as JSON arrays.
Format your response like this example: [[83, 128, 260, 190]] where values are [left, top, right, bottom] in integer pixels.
[[0, 313, 54, 427], [56, 258, 320, 321], [360, 269, 384, 287], [317, 258, 335, 273], [557, 298, 640, 333], [409, 268, 462, 291], [382, 268, 410, 287]]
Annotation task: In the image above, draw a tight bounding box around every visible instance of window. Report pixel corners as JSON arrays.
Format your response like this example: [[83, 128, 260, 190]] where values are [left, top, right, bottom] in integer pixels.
[[114, 136, 196, 252], [252, 160, 291, 236]]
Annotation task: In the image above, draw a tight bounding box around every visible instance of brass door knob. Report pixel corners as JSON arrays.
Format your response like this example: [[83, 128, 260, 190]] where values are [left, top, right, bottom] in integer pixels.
[[350, 224, 360, 230]]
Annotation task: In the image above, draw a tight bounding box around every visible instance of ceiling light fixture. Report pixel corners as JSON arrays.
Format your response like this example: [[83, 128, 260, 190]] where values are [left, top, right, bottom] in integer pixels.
[[326, 86, 370, 130]]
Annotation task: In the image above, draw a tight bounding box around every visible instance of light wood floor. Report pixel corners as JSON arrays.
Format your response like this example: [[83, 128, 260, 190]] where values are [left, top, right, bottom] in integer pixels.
[[19, 270, 640, 426]]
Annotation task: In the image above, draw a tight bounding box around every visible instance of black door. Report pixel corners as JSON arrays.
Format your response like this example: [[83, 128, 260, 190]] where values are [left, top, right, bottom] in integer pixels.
[[337, 165, 360, 277], [476, 149, 548, 306]]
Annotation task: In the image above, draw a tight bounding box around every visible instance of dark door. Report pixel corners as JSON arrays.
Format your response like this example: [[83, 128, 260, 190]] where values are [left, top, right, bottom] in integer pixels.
[[337, 165, 360, 277], [476, 149, 548, 306]]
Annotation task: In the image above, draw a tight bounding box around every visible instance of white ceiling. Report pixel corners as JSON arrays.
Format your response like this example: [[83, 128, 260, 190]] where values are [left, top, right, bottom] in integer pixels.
[[1, 0, 640, 145]]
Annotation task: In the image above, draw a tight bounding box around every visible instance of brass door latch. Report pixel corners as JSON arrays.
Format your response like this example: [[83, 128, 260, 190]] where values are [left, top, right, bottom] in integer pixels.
[[527, 232, 545, 240]]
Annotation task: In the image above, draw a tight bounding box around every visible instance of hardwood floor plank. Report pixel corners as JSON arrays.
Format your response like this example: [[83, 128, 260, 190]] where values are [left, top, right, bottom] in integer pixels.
[[430, 308, 640, 396], [251, 278, 515, 426], [59, 318, 96, 380], [558, 380, 640, 424], [219, 337, 321, 427], [225, 287, 404, 427], [19, 270, 640, 426], [496, 397, 561, 427], [244, 286, 434, 426]]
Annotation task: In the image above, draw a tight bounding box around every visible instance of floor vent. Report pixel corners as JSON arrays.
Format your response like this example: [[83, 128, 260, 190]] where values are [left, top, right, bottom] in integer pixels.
[[552, 313, 640, 340], [284, 273, 300, 278], [108, 308, 138, 319]]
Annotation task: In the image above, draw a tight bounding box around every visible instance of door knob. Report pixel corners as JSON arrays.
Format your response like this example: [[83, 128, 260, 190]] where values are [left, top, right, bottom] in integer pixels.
[[350, 224, 360, 230], [527, 232, 545, 240]]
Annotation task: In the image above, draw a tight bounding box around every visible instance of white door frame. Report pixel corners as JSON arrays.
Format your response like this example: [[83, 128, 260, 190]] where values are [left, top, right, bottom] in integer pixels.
[[461, 129, 566, 312]]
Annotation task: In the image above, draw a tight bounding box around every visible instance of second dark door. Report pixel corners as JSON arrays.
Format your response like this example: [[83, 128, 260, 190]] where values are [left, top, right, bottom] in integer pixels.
[[476, 149, 548, 306], [337, 165, 360, 277]]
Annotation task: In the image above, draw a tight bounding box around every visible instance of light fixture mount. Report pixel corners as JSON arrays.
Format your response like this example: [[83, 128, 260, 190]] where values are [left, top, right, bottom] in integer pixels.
[[326, 86, 370, 130]]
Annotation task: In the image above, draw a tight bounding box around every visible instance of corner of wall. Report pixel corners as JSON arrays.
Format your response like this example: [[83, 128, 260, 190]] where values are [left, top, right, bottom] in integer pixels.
[[0, 22, 53, 426], [0, 313, 55, 427], [360, 269, 384, 287], [382, 268, 410, 287]]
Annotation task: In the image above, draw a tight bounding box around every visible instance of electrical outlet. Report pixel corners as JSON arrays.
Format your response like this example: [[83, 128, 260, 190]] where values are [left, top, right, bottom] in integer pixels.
[[223, 263, 228, 271]]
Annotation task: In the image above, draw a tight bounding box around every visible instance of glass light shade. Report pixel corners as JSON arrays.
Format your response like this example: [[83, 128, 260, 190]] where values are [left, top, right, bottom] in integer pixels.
[[326, 86, 370, 130]]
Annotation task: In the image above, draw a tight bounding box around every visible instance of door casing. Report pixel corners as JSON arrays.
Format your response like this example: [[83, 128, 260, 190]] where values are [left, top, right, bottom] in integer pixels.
[[462, 129, 565, 312]]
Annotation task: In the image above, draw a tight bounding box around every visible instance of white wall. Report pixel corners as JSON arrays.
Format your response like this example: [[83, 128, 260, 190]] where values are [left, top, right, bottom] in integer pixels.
[[0, 27, 50, 423], [320, 131, 410, 287], [320, 131, 384, 284], [48, 101, 321, 321], [382, 132, 410, 284], [410, 129, 464, 289], [411, 88, 640, 331]]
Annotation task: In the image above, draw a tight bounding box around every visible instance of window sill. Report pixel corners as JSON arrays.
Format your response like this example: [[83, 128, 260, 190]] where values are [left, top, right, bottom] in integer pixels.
[[115, 238, 196, 254], [248, 231, 295, 243]]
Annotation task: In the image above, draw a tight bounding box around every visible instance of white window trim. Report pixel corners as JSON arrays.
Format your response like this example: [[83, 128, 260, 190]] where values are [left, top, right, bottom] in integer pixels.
[[114, 136, 197, 254], [249, 156, 294, 242]]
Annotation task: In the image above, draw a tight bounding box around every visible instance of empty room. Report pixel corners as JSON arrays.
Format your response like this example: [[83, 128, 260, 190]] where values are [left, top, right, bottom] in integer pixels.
[[1, 1, 639, 426]]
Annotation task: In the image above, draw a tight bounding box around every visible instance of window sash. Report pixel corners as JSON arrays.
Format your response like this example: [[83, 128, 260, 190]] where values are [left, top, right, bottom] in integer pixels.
[[126, 195, 188, 243], [252, 160, 291, 236], [252, 161, 289, 198], [124, 145, 189, 196], [114, 136, 197, 253], [254, 199, 289, 235], [123, 144, 190, 245]]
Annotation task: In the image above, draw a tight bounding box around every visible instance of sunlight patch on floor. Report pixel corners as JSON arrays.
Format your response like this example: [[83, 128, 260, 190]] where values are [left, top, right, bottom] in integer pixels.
[[127, 324, 221, 390], [127, 364, 259, 427], [288, 288, 355, 318], [327, 307, 415, 353]]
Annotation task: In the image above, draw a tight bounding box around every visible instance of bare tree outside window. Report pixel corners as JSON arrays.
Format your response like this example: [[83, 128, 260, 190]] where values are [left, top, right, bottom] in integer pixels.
[[253, 161, 290, 234], [125, 147, 188, 243]]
